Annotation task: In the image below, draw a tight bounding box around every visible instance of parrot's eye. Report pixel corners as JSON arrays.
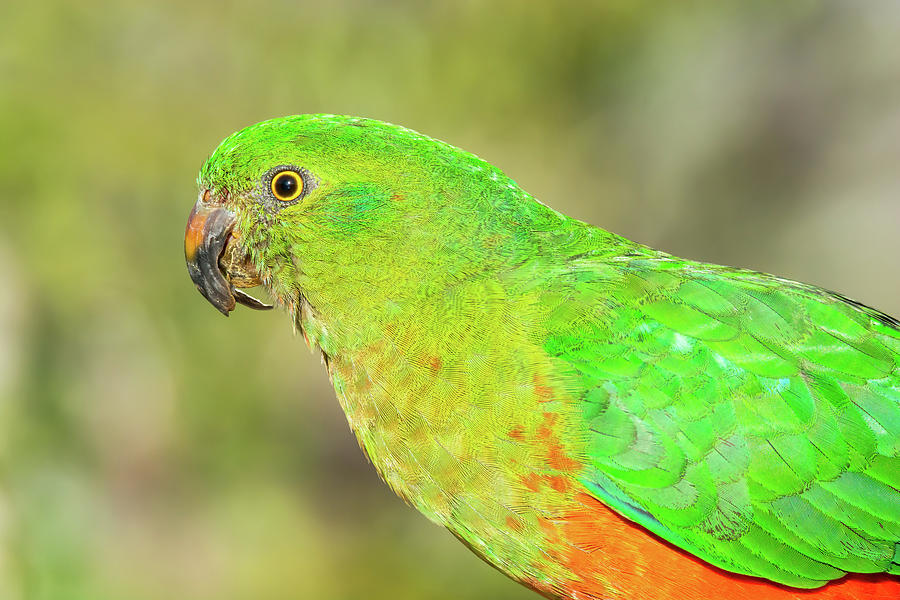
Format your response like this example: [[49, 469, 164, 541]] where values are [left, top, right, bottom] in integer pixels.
[[262, 165, 315, 208], [271, 170, 304, 202]]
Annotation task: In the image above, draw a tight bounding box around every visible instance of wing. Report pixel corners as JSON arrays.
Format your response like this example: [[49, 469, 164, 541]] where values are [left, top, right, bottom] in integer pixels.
[[542, 254, 900, 588]]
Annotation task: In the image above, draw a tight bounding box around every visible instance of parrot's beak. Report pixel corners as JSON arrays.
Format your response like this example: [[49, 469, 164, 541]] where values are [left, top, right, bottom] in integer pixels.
[[184, 196, 273, 316]]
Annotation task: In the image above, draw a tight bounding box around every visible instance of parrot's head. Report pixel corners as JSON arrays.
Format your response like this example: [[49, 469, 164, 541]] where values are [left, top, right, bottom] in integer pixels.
[[185, 115, 562, 338]]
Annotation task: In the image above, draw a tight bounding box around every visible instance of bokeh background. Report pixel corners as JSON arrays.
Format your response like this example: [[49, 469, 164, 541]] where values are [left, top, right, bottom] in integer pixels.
[[2, 1, 900, 598]]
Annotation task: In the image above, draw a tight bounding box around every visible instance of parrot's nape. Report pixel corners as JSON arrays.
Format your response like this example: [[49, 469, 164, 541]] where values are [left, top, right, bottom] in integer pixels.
[[184, 115, 899, 600]]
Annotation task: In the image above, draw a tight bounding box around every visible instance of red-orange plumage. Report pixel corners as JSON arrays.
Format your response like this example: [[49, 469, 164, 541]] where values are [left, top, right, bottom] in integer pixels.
[[538, 493, 899, 600]]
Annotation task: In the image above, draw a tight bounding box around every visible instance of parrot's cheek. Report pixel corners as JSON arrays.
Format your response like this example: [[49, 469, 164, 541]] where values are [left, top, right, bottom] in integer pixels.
[[184, 198, 272, 316]]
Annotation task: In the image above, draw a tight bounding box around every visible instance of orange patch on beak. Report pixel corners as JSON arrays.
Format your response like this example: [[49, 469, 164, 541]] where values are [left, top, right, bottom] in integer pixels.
[[184, 203, 210, 263]]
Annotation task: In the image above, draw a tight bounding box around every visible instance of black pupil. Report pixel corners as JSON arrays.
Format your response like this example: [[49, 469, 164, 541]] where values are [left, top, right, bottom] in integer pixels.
[[275, 173, 298, 198]]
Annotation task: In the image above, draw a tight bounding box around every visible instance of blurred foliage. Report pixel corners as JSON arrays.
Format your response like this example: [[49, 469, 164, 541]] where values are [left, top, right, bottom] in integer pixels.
[[1, 1, 899, 598]]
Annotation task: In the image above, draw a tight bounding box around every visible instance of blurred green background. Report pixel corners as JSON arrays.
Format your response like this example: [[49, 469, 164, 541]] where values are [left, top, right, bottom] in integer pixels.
[[2, 1, 899, 598]]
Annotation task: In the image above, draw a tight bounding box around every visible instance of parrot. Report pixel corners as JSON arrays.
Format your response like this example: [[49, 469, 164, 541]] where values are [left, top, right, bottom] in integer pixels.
[[184, 115, 900, 600]]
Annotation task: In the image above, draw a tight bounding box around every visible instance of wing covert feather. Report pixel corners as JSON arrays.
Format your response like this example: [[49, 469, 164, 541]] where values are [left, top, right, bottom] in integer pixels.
[[542, 256, 900, 586]]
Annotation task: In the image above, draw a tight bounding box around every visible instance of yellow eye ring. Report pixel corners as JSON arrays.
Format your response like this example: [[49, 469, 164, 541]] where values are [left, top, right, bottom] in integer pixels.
[[271, 170, 303, 202]]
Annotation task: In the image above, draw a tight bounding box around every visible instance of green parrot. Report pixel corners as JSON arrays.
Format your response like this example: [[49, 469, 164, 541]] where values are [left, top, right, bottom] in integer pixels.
[[184, 115, 899, 600]]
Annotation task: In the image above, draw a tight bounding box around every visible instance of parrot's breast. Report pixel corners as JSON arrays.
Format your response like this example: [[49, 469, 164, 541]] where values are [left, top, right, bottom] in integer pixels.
[[317, 275, 593, 588]]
